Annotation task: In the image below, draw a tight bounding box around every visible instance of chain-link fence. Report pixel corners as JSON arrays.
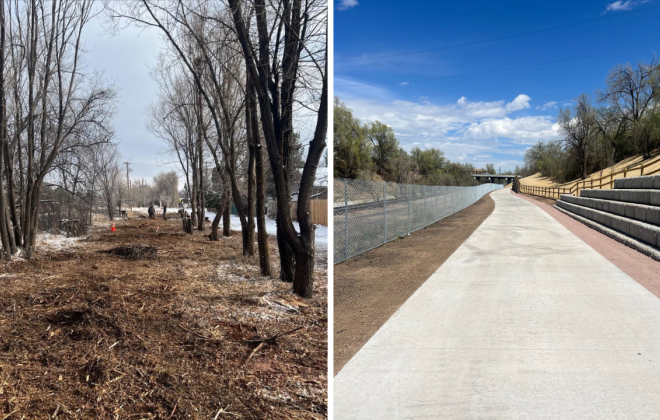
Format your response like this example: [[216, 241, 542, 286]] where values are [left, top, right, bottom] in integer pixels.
[[334, 178, 503, 264]]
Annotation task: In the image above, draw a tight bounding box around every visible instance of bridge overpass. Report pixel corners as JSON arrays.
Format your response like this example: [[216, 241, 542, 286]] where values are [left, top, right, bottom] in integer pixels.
[[472, 173, 518, 183]]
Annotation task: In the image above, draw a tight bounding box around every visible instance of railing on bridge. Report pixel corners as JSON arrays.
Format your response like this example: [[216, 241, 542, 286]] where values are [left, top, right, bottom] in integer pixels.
[[520, 154, 660, 200], [334, 178, 503, 264]]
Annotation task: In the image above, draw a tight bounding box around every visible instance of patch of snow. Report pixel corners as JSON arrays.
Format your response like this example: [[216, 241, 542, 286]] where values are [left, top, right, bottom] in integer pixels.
[[182, 209, 327, 253], [37, 233, 81, 251]]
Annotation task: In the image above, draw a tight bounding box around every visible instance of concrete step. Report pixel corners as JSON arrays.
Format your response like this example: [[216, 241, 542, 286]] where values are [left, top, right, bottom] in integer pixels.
[[560, 194, 660, 226], [614, 175, 660, 190], [556, 200, 660, 249], [580, 188, 660, 206], [554, 205, 660, 262]]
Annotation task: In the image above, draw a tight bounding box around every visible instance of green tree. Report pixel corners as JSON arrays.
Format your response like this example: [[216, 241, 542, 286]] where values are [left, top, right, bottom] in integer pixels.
[[485, 163, 496, 174], [411, 147, 445, 176], [333, 98, 371, 178], [366, 121, 399, 177]]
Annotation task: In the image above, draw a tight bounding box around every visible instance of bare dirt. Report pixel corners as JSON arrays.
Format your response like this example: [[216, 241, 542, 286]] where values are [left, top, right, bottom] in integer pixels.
[[333, 193, 495, 375], [0, 217, 327, 419]]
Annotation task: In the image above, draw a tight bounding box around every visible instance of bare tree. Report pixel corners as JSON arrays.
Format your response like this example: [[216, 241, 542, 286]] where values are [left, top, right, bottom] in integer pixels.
[[558, 94, 598, 179], [0, 0, 117, 258], [598, 58, 660, 159], [228, 0, 327, 296], [95, 143, 122, 220]]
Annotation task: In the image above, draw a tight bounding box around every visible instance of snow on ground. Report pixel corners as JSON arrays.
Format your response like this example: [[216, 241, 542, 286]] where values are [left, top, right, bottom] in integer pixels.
[[36, 233, 81, 251], [187, 210, 327, 253], [222, 214, 327, 252]]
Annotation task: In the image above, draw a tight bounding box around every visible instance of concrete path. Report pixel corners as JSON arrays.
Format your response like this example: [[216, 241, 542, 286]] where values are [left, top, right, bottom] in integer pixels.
[[334, 188, 660, 419]]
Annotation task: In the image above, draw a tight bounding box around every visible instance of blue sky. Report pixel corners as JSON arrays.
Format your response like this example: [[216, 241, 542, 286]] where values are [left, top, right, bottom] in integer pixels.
[[334, 0, 660, 171]]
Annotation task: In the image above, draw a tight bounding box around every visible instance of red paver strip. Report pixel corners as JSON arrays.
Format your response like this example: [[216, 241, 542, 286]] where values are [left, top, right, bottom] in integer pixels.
[[511, 189, 660, 299]]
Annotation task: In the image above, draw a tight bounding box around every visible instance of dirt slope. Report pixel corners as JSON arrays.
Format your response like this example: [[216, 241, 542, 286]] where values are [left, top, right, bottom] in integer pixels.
[[520, 152, 660, 189]]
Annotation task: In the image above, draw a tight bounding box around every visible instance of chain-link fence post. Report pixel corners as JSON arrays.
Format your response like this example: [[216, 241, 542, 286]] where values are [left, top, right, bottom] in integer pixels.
[[407, 184, 411, 234], [423, 185, 427, 227], [383, 183, 387, 243], [344, 179, 349, 262], [434, 186, 438, 223]]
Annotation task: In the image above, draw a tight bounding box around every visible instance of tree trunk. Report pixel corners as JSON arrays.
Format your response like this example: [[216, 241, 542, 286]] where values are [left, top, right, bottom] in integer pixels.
[[196, 82, 205, 231], [247, 77, 270, 276], [0, 0, 12, 258], [209, 204, 222, 241], [243, 74, 258, 257], [0, 151, 10, 258], [223, 200, 231, 236], [293, 240, 315, 298], [277, 217, 295, 283], [190, 170, 198, 227]]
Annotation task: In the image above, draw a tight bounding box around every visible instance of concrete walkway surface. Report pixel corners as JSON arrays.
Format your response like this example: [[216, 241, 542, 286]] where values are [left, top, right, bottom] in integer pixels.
[[334, 188, 660, 419]]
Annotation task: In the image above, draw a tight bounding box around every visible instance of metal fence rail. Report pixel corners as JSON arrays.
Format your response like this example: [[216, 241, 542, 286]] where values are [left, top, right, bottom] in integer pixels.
[[333, 178, 503, 264]]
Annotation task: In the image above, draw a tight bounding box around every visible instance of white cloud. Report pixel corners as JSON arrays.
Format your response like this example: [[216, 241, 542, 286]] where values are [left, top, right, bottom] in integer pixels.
[[536, 101, 558, 110], [337, 0, 358, 11], [341, 95, 560, 166], [604, 0, 648, 12], [505, 94, 531, 112], [460, 117, 559, 144]]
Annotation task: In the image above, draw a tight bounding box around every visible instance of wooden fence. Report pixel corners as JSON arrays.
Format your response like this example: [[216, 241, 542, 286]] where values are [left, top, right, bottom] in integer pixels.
[[520, 154, 660, 200], [291, 199, 328, 226]]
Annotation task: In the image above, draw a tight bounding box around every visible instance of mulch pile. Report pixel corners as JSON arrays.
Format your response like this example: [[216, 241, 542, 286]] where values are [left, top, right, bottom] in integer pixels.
[[102, 245, 158, 260], [0, 218, 327, 419]]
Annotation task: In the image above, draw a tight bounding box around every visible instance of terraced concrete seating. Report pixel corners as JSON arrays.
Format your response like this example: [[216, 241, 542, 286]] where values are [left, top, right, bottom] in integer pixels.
[[554, 174, 660, 260], [560, 194, 660, 226], [556, 200, 660, 248], [613, 175, 660, 190], [580, 188, 660, 206]]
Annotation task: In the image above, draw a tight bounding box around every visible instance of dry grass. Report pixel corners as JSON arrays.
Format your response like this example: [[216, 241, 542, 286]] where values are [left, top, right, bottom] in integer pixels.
[[0, 218, 327, 419]]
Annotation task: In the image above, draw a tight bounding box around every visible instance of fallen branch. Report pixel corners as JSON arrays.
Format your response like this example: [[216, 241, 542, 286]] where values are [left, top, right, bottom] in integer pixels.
[[244, 318, 324, 345], [244, 325, 305, 344], [178, 323, 219, 341], [242, 342, 265, 367], [169, 397, 181, 418]]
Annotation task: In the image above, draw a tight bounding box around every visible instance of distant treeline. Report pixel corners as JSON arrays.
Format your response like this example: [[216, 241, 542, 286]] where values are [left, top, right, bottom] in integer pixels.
[[334, 98, 509, 186], [520, 57, 660, 183]]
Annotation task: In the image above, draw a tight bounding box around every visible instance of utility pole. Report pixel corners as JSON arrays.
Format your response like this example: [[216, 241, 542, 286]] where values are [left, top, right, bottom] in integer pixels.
[[123, 162, 131, 210]]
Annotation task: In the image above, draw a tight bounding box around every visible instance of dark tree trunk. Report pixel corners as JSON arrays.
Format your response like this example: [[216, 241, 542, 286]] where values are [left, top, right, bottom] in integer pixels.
[[293, 239, 315, 298], [242, 148, 255, 256], [223, 200, 231, 236], [0, 0, 12, 258], [182, 215, 193, 234], [246, 76, 271, 276], [209, 205, 222, 241], [277, 217, 295, 283]]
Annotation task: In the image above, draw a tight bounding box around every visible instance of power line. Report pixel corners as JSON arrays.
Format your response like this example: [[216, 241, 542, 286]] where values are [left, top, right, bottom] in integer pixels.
[[335, 43, 658, 88], [336, 3, 660, 64]]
